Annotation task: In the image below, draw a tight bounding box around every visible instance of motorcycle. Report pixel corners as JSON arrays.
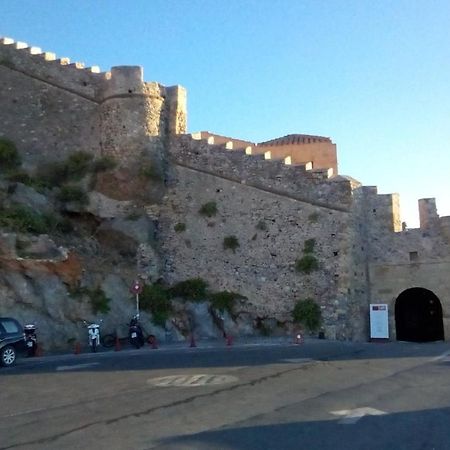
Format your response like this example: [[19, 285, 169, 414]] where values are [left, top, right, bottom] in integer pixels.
[[129, 316, 145, 349], [83, 320, 102, 353], [24, 324, 38, 357]]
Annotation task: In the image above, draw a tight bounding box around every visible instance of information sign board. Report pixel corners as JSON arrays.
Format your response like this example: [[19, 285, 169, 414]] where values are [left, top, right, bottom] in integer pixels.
[[369, 304, 389, 339]]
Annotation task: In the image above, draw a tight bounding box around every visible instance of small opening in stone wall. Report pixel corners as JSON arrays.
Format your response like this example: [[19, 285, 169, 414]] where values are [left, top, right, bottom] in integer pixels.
[[128, 89, 133, 93], [333, 251, 339, 256], [82, 81, 88, 86], [409, 251, 418, 262], [331, 233, 336, 237], [373, 209, 377, 213]]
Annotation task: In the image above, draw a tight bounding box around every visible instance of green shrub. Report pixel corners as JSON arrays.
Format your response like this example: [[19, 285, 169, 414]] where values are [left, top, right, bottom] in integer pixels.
[[140, 283, 173, 327], [0, 204, 54, 234], [69, 285, 110, 314], [5, 170, 33, 185], [308, 212, 320, 223], [304, 238, 316, 254], [57, 185, 89, 206], [35, 152, 112, 187], [88, 287, 111, 314], [0, 138, 21, 171], [174, 222, 186, 233], [199, 201, 217, 217], [223, 235, 239, 252], [65, 151, 94, 180], [91, 156, 117, 173], [209, 291, 246, 314], [295, 254, 319, 273], [170, 278, 208, 301], [292, 298, 321, 332]]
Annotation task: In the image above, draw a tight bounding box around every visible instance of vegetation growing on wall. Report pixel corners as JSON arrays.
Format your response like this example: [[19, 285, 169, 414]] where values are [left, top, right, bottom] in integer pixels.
[[303, 238, 316, 253], [0, 204, 68, 234], [223, 235, 240, 252], [57, 185, 89, 206], [69, 286, 111, 314], [35, 151, 116, 187], [209, 291, 246, 314], [140, 283, 173, 327], [292, 298, 321, 332], [174, 222, 186, 233], [88, 287, 111, 314], [296, 238, 319, 273], [170, 277, 208, 300], [295, 254, 319, 273], [199, 201, 217, 217], [137, 278, 246, 326], [0, 138, 21, 172]]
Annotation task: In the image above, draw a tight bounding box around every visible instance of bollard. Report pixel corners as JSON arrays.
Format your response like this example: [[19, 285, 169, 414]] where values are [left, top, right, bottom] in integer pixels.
[[294, 332, 304, 345], [226, 335, 233, 346], [115, 336, 121, 352]]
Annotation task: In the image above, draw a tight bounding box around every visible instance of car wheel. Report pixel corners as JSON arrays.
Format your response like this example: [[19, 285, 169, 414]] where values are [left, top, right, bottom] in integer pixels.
[[1, 345, 16, 367]]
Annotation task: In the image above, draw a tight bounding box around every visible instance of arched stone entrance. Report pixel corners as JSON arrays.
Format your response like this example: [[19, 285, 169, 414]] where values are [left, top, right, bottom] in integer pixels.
[[395, 287, 444, 342]]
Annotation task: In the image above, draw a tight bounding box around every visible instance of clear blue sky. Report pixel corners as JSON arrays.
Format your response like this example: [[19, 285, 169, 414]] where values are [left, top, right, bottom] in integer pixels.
[[2, 0, 450, 227]]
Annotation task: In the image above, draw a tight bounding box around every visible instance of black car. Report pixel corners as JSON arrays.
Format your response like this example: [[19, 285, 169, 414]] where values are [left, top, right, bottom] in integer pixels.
[[0, 317, 25, 367]]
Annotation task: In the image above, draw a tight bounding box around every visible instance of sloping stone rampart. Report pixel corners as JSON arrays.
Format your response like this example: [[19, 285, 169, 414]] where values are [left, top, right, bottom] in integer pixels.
[[169, 135, 352, 211]]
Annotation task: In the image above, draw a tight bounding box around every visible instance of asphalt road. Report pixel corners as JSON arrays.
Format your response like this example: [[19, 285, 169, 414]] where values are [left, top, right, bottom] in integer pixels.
[[1, 339, 450, 450]]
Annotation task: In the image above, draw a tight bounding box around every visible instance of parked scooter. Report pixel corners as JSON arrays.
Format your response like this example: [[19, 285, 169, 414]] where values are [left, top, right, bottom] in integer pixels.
[[129, 316, 145, 349], [83, 320, 102, 353], [24, 324, 38, 357]]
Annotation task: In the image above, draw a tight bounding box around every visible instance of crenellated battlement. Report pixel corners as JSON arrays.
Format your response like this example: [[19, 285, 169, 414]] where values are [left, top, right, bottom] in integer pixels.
[[0, 37, 107, 100], [170, 134, 351, 210]]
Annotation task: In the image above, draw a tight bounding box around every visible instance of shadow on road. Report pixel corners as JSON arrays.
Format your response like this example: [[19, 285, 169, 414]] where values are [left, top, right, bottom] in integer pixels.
[[155, 406, 450, 450]]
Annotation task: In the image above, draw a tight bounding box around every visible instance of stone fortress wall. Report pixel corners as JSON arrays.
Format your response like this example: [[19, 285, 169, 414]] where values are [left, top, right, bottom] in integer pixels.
[[1, 37, 450, 341], [0, 38, 186, 172]]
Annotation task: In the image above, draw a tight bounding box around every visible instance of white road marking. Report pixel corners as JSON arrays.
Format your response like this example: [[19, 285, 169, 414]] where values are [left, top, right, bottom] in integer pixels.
[[56, 362, 99, 371], [282, 358, 313, 363], [330, 407, 387, 424], [148, 374, 238, 387], [432, 350, 450, 362]]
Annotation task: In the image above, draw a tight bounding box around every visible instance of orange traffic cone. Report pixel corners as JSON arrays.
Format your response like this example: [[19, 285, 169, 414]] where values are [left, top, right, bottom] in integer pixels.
[[226, 335, 233, 346], [115, 336, 121, 352], [190, 335, 197, 347], [74, 342, 81, 354], [35, 344, 43, 357]]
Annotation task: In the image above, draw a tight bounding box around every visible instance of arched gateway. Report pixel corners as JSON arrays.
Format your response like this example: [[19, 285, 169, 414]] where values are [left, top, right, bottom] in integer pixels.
[[395, 288, 444, 342]]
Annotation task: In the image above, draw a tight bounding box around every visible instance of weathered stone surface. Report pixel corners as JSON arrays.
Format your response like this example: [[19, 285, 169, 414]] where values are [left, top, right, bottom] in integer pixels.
[[16, 234, 66, 260], [8, 183, 54, 214], [85, 191, 133, 218]]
